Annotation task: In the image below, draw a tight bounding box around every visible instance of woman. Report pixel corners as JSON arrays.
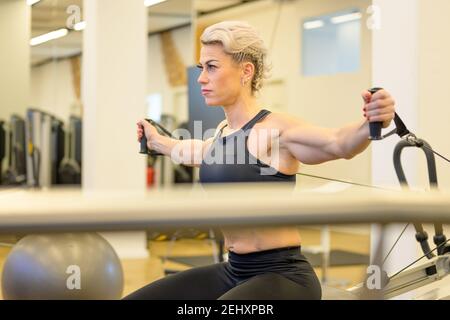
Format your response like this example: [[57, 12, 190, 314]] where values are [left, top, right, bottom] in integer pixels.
[[128, 21, 396, 300]]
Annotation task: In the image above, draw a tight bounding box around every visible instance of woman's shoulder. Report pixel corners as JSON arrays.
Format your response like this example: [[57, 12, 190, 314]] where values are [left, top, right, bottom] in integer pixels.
[[262, 110, 306, 128]]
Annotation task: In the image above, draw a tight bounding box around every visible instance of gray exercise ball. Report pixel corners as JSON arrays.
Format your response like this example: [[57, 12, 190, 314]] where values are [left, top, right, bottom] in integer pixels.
[[1, 233, 124, 300]]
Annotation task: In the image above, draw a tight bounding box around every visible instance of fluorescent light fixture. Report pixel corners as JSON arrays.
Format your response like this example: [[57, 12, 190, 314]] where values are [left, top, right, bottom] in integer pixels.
[[331, 12, 362, 24], [27, 0, 41, 5], [74, 21, 86, 31], [30, 28, 69, 46], [144, 0, 167, 7], [303, 20, 324, 30]]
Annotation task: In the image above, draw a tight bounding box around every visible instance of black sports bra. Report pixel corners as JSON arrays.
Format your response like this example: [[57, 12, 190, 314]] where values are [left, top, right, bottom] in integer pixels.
[[199, 109, 296, 184]]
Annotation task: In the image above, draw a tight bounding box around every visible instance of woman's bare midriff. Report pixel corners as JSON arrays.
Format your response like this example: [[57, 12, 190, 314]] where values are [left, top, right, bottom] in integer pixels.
[[222, 226, 302, 254], [218, 113, 302, 254]]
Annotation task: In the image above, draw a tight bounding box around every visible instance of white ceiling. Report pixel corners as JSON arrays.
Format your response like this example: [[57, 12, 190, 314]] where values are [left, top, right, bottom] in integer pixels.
[[30, 0, 247, 66]]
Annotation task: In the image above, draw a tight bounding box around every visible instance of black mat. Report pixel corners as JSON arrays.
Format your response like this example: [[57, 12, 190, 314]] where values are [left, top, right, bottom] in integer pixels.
[[165, 250, 369, 268]]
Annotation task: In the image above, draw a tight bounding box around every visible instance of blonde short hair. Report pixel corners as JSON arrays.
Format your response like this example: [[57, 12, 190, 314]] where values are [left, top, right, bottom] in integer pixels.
[[200, 21, 269, 93]]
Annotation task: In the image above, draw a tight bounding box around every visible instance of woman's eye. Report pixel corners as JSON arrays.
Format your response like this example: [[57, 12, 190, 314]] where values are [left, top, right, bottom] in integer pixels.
[[197, 64, 217, 71]]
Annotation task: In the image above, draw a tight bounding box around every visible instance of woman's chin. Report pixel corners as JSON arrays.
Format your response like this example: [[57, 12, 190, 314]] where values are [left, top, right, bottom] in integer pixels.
[[204, 99, 221, 107]]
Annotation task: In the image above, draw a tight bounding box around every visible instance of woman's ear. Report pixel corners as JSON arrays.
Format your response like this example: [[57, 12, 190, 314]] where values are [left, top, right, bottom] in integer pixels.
[[241, 61, 255, 85]]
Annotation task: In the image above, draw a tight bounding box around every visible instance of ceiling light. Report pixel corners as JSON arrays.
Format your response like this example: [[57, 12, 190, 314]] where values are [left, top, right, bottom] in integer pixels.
[[331, 12, 362, 24], [30, 28, 69, 46], [144, 0, 167, 7], [303, 20, 324, 30]]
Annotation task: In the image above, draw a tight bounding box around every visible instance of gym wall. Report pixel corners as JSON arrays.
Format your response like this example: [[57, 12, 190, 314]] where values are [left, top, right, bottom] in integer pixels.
[[418, 0, 450, 190], [30, 59, 78, 122], [0, 1, 30, 121]]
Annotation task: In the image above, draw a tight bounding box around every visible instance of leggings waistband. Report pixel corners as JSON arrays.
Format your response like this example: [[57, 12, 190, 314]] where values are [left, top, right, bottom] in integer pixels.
[[228, 246, 302, 261]]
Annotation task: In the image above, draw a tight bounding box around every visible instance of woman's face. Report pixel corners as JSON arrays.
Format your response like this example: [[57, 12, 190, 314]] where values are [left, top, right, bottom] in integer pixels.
[[197, 44, 243, 107]]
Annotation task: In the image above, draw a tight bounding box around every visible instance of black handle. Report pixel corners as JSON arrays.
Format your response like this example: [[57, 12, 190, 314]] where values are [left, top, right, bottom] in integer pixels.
[[139, 130, 149, 154], [139, 119, 163, 156], [368, 87, 383, 140]]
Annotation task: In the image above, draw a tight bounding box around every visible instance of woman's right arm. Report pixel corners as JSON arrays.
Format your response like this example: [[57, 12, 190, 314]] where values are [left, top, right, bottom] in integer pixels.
[[137, 120, 218, 168]]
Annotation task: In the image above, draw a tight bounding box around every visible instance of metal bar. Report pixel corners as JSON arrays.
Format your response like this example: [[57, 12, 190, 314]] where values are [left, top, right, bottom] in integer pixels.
[[0, 186, 449, 233]]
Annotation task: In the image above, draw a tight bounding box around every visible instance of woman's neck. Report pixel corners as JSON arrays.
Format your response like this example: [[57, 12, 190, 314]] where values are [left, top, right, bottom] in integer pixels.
[[222, 96, 260, 130]]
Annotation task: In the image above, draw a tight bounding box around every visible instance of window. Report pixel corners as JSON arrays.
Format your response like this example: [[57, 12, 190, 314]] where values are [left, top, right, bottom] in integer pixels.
[[302, 9, 361, 76], [146, 93, 162, 122]]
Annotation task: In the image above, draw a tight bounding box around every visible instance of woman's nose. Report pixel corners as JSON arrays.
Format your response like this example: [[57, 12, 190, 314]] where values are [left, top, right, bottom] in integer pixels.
[[197, 69, 208, 84]]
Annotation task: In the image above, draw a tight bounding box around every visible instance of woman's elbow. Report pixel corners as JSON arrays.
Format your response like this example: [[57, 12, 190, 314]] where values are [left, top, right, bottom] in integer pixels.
[[343, 153, 356, 160]]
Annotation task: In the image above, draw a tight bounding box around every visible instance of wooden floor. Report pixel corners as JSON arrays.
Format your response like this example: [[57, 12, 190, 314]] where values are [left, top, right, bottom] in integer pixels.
[[0, 227, 371, 299]]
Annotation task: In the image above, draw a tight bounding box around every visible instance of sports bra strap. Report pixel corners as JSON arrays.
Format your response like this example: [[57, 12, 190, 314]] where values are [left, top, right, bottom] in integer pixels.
[[215, 109, 272, 140]]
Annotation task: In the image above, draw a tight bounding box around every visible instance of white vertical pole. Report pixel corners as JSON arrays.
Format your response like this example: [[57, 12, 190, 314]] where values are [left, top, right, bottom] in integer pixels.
[[371, 0, 419, 299], [82, 0, 148, 258]]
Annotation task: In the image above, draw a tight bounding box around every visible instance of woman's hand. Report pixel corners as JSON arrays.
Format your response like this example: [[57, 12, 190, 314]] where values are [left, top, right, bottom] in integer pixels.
[[136, 119, 160, 149], [362, 89, 396, 128]]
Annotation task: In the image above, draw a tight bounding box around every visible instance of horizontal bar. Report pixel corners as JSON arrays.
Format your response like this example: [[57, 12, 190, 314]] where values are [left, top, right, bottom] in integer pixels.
[[0, 184, 449, 233]]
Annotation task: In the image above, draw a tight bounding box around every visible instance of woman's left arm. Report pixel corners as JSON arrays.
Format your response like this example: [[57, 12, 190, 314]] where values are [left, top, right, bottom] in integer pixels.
[[279, 89, 396, 164]]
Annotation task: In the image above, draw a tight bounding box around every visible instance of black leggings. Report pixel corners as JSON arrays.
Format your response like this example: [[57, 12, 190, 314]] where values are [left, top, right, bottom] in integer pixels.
[[124, 246, 322, 300]]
